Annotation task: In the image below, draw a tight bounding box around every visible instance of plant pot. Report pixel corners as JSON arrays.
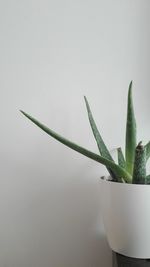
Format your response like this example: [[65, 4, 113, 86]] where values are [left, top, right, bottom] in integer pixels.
[[112, 251, 150, 267], [100, 178, 150, 259]]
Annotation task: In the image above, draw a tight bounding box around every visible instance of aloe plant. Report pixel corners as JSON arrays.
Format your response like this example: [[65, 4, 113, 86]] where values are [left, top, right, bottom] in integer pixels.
[[20, 81, 150, 184]]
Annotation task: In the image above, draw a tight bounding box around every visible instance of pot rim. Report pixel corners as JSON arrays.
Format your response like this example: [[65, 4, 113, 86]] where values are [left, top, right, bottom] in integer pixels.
[[100, 176, 150, 187]]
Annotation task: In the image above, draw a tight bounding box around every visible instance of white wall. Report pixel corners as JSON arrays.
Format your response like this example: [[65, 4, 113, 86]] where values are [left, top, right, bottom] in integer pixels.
[[0, 0, 150, 266]]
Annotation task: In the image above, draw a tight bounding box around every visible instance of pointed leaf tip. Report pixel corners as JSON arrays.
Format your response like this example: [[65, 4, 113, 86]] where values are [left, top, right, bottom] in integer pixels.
[[20, 110, 27, 116], [84, 95, 88, 104], [84, 95, 121, 181], [128, 81, 133, 93], [20, 110, 132, 182]]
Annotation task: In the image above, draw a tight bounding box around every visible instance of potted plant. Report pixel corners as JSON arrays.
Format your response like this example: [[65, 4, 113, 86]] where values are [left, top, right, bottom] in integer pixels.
[[20, 82, 150, 267]]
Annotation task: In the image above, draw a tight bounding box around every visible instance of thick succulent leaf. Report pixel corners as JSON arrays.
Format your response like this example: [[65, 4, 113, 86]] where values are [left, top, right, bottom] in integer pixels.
[[121, 178, 126, 183], [84, 96, 114, 161], [145, 141, 150, 162], [146, 175, 150, 184], [84, 96, 118, 181], [125, 81, 137, 174], [132, 142, 146, 184], [20, 110, 132, 183], [117, 147, 126, 169]]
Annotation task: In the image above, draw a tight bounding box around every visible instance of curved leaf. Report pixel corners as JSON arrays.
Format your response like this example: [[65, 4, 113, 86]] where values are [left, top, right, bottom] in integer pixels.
[[20, 110, 132, 183], [84, 96, 118, 181], [117, 147, 126, 169]]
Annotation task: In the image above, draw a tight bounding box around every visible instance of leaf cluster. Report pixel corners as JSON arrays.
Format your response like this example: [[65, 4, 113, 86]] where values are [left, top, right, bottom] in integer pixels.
[[20, 82, 150, 184]]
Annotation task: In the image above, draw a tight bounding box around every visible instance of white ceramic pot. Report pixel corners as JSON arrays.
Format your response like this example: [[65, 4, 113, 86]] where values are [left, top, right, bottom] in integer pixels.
[[100, 178, 150, 259]]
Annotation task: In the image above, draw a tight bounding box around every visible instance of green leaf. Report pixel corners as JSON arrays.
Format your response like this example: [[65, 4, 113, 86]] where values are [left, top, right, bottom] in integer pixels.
[[117, 147, 126, 169], [146, 175, 150, 184], [132, 142, 146, 184], [121, 178, 126, 183], [20, 110, 132, 183], [125, 81, 137, 174], [84, 96, 118, 181], [145, 141, 150, 162]]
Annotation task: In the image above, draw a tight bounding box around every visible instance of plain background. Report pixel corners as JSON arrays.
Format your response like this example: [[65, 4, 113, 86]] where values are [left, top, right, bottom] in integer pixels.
[[0, 0, 150, 266]]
